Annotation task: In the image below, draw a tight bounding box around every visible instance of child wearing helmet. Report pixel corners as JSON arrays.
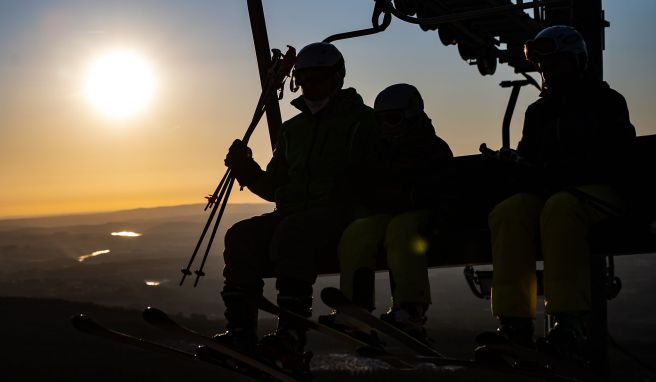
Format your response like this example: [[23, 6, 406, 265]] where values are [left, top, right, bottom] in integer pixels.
[[319, 83, 453, 344], [476, 25, 636, 363]]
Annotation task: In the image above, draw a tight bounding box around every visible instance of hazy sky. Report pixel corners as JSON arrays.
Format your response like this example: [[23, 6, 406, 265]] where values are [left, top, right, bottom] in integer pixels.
[[1, 1, 655, 218]]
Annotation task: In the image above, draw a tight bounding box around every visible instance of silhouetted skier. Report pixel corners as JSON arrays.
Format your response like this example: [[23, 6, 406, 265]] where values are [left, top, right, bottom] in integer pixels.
[[214, 42, 377, 371], [319, 83, 452, 345], [475, 25, 636, 363]]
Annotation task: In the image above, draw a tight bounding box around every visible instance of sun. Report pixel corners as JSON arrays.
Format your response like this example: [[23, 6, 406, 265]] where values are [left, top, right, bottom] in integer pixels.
[[84, 50, 156, 119]]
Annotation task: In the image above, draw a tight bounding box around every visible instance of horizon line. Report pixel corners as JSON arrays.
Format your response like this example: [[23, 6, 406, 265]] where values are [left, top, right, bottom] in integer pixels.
[[0, 202, 274, 221]]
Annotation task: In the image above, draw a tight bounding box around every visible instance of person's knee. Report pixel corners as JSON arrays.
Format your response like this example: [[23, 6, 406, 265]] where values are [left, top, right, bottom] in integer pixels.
[[342, 218, 374, 240], [338, 218, 384, 262], [224, 220, 252, 264], [541, 191, 584, 226], [489, 193, 540, 229], [225, 219, 254, 248]]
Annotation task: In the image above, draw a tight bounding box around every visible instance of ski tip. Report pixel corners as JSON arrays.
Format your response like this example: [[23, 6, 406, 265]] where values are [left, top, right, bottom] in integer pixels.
[[142, 307, 171, 324], [70, 314, 100, 333], [320, 287, 350, 307]]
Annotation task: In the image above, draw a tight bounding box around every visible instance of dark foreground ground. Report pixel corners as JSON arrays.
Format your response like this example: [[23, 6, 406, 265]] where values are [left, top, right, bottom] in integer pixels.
[[1, 297, 655, 382], [1, 206, 655, 381]]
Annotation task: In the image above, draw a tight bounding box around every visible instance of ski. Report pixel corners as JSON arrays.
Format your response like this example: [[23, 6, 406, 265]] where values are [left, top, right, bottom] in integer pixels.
[[474, 342, 594, 381], [319, 287, 583, 381], [257, 296, 414, 369], [320, 287, 443, 357], [142, 307, 300, 382], [70, 314, 260, 381]]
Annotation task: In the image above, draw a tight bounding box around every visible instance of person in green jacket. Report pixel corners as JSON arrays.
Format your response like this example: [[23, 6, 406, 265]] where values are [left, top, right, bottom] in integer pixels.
[[214, 42, 378, 370]]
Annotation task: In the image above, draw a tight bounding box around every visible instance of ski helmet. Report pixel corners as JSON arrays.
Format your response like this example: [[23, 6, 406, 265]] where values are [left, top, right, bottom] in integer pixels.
[[374, 83, 424, 118], [294, 42, 345, 78], [524, 25, 588, 69]]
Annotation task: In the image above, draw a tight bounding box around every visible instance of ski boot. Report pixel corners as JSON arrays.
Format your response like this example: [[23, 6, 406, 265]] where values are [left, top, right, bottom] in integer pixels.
[[536, 313, 591, 367], [258, 285, 313, 376], [213, 288, 259, 355], [474, 317, 535, 366], [258, 328, 312, 376], [379, 303, 433, 346], [318, 310, 385, 348], [212, 328, 258, 355]]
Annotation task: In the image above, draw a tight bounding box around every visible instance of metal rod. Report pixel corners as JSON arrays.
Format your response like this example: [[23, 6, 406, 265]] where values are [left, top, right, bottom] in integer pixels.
[[323, 0, 392, 43], [180, 168, 231, 286], [204, 168, 231, 211], [247, 0, 282, 149], [180, 48, 294, 287], [500, 80, 529, 149], [521, 72, 542, 91], [194, 176, 236, 287], [387, 0, 567, 27]]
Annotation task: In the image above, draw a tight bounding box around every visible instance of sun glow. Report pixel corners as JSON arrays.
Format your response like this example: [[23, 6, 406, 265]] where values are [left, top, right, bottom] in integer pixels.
[[83, 50, 156, 119]]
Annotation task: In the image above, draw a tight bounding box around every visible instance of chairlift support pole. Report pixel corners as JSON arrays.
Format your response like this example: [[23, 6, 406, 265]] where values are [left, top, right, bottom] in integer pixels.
[[247, 0, 282, 149], [499, 80, 530, 149]]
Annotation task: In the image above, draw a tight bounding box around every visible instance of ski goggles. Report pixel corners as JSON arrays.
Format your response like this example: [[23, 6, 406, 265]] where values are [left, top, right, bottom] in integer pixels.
[[376, 110, 405, 127], [523, 37, 559, 62], [292, 68, 336, 87]]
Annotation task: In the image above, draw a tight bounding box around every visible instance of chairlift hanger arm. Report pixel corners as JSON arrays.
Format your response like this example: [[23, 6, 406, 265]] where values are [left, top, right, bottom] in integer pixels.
[[384, 0, 568, 27], [322, 0, 392, 43]]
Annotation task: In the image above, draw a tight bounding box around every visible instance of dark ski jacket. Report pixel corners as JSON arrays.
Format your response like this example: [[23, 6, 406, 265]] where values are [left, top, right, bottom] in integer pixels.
[[246, 88, 378, 213], [516, 78, 635, 192], [356, 116, 453, 215]]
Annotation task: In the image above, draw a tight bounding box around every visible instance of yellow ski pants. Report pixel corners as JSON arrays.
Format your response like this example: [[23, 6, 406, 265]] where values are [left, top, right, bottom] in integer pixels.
[[338, 210, 432, 309], [489, 185, 626, 318]]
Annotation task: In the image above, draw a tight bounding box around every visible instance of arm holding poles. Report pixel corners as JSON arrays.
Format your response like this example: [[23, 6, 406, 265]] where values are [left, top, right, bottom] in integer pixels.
[[179, 44, 296, 286]]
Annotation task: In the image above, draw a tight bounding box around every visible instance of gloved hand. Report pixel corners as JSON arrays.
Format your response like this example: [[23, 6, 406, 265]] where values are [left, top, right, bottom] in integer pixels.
[[225, 139, 253, 167], [224, 139, 261, 187]]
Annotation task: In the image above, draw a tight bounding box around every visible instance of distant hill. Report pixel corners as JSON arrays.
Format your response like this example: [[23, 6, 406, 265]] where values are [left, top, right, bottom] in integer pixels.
[[0, 203, 274, 229]]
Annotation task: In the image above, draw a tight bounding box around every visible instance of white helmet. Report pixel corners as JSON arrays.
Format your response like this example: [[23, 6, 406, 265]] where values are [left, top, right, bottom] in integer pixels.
[[294, 42, 345, 77], [524, 25, 588, 69], [374, 83, 424, 118]]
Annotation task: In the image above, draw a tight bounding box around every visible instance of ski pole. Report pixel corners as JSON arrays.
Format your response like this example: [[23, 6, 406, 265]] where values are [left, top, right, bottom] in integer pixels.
[[179, 46, 296, 287], [180, 168, 231, 286], [193, 176, 235, 287], [204, 168, 231, 210], [188, 74, 279, 285]]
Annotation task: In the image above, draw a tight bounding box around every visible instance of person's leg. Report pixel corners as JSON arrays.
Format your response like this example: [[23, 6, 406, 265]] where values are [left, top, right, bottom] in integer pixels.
[[264, 206, 351, 352], [490, 193, 544, 318], [384, 209, 433, 308], [217, 212, 284, 351], [540, 185, 626, 358], [541, 185, 626, 314], [484, 192, 544, 346], [338, 214, 392, 311], [380, 209, 433, 341]]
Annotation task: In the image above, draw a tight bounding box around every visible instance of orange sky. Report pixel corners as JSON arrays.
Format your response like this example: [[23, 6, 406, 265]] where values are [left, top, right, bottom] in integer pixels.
[[1, 1, 654, 218]]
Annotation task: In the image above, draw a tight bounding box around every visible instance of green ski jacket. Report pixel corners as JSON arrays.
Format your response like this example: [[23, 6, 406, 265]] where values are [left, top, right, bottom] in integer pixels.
[[247, 88, 378, 213]]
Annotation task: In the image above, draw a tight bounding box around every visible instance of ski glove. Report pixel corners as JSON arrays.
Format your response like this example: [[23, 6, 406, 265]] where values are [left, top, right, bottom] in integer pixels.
[[224, 139, 262, 187]]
